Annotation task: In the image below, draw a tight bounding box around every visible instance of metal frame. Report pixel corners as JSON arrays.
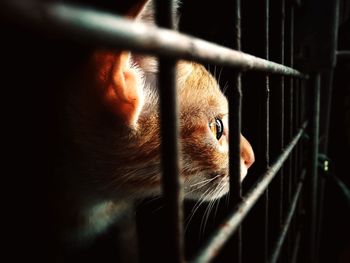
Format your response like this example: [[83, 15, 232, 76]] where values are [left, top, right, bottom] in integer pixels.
[[1, 0, 338, 262]]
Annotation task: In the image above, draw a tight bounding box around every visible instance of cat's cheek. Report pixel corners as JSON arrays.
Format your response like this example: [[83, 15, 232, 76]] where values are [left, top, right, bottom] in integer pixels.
[[217, 134, 229, 152]]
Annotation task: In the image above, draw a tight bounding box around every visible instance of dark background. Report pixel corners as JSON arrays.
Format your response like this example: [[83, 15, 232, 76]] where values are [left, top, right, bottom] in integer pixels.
[[1, 0, 349, 262]]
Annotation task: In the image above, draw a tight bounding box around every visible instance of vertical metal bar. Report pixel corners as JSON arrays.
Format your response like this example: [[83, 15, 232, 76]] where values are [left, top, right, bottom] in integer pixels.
[[298, 78, 304, 172], [294, 72, 299, 187], [269, 2, 286, 259], [155, 1, 184, 262], [279, 0, 286, 229], [279, 2, 286, 261], [230, 0, 242, 201], [292, 77, 300, 260], [263, 0, 270, 262], [316, 70, 336, 263], [290, 7, 297, 245], [286, 3, 295, 259], [287, 3, 294, 204], [309, 73, 320, 263], [228, 0, 242, 262]]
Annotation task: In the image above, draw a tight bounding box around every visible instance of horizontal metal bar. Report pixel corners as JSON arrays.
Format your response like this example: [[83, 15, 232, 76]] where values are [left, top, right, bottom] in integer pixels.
[[337, 50, 350, 58], [1, 0, 307, 77], [190, 121, 308, 263], [268, 169, 306, 263]]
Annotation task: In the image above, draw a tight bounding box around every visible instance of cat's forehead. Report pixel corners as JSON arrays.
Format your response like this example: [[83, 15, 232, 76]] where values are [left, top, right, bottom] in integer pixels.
[[177, 62, 216, 89], [176, 61, 228, 114]]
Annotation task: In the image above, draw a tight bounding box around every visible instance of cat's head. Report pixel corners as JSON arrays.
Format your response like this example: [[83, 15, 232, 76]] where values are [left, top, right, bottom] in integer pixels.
[[176, 62, 254, 200], [73, 0, 254, 201]]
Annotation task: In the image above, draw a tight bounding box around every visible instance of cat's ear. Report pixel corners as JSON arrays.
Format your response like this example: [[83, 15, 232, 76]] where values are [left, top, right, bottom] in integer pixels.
[[134, 0, 181, 28], [90, 1, 152, 127], [92, 50, 144, 127], [90, 0, 180, 127]]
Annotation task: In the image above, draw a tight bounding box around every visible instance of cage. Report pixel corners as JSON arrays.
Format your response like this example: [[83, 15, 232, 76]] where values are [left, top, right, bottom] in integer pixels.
[[1, 0, 349, 262]]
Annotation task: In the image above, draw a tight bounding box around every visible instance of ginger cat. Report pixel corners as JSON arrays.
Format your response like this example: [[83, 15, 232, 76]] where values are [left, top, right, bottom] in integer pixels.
[[57, 0, 254, 244]]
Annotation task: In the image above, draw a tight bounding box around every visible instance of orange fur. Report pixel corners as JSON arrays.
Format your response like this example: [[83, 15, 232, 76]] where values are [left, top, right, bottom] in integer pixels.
[[56, 0, 254, 245]]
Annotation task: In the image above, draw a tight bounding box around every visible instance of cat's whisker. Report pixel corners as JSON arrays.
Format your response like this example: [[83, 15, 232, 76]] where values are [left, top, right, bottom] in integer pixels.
[[222, 81, 229, 95], [185, 187, 214, 233], [209, 180, 227, 220], [217, 66, 224, 86], [190, 187, 213, 213], [200, 189, 218, 237], [199, 203, 211, 237], [185, 174, 223, 197], [217, 182, 227, 201], [186, 187, 212, 219], [189, 174, 222, 187], [213, 194, 222, 219], [198, 199, 211, 237], [225, 185, 231, 209], [199, 180, 224, 236]]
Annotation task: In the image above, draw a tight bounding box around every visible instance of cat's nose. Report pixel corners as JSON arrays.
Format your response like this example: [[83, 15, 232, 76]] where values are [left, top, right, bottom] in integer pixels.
[[240, 134, 255, 169]]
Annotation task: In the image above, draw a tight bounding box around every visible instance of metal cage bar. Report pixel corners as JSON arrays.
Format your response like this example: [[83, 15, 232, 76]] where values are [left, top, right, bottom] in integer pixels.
[[309, 73, 321, 262], [263, 0, 270, 262], [337, 50, 350, 58], [285, 2, 295, 258], [279, 3, 286, 247], [155, 1, 184, 262], [228, 0, 243, 262], [1, 0, 306, 77]]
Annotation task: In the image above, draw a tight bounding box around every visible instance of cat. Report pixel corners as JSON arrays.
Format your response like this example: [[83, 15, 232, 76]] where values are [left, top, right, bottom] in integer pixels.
[[56, 0, 255, 245]]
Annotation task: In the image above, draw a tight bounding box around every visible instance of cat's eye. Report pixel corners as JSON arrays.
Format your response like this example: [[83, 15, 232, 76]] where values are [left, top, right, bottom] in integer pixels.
[[209, 118, 224, 140]]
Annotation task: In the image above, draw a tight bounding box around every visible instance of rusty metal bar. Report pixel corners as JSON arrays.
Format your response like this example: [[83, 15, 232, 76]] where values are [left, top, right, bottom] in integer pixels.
[[298, 78, 305, 172], [286, 3, 295, 258], [229, 0, 242, 204], [155, 1, 184, 262], [279, 1, 286, 240], [286, 2, 295, 204], [0, 0, 307, 77], [336, 50, 350, 58], [263, 0, 270, 262], [309, 73, 320, 262], [190, 122, 307, 263], [268, 169, 306, 263], [293, 79, 298, 185], [294, 72, 300, 187], [228, 0, 242, 261]]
